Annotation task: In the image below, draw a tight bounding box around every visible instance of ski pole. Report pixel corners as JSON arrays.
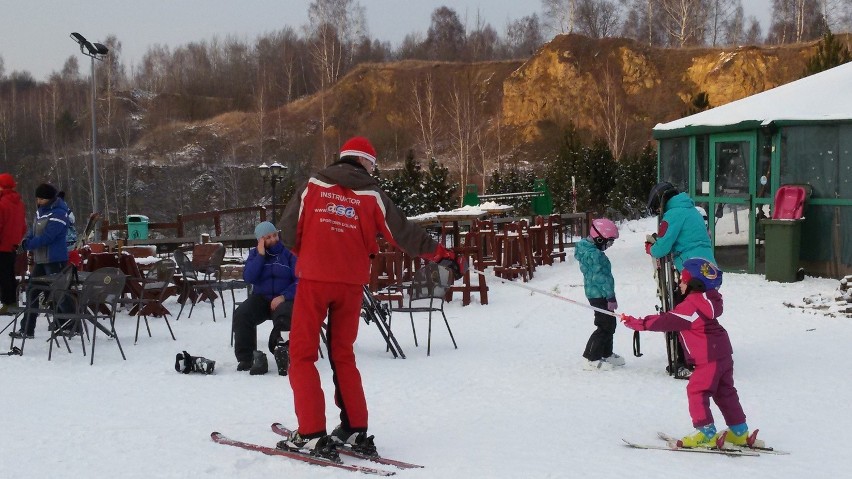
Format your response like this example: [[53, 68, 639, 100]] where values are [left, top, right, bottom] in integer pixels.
[[468, 268, 618, 317]]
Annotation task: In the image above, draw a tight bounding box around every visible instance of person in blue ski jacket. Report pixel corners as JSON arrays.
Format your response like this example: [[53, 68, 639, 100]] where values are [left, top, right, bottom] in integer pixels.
[[11, 183, 71, 339], [233, 221, 298, 375], [646, 182, 720, 379], [647, 187, 716, 271], [575, 218, 624, 371]]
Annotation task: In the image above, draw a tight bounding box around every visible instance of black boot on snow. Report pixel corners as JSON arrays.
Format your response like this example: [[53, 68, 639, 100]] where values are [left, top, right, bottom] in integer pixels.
[[273, 341, 289, 376], [249, 350, 268, 375]]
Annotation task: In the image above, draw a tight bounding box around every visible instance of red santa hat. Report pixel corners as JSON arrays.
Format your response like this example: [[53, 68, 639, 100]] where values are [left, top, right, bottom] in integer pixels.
[[339, 136, 377, 165]]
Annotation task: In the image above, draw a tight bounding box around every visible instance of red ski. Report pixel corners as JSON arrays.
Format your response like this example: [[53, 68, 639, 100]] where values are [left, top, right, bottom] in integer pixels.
[[271, 423, 424, 469], [210, 432, 395, 476]]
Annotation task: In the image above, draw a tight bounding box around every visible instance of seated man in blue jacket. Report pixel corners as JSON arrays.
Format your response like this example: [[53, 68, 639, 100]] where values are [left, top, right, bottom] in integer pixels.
[[234, 221, 298, 375]]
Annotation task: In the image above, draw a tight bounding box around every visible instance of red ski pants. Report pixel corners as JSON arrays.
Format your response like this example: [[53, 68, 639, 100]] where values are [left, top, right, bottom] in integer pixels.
[[289, 279, 368, 436], [686, 356, 746, 429]]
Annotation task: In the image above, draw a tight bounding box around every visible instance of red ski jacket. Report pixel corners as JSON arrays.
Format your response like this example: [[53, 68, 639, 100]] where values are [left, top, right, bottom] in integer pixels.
[[281, 160, 438, 285], [0, 189, 27, 253]]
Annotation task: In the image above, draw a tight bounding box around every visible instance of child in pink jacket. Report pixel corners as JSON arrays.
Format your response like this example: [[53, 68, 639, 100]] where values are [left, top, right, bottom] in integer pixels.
[[620, 258, 757, 448]]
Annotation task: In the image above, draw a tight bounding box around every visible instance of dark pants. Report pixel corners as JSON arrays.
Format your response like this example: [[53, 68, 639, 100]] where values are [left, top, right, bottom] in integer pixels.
[[22, 261, 68, 335], [0, 251, 17, 305], [583, 297, 615, 361], [671, 288, 690, 368], [233, 294, 293, 363]]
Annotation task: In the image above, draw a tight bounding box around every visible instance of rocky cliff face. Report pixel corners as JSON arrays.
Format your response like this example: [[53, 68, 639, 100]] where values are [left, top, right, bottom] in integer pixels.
[[500, 35, 817, 153], [137, 35, 825, 170]]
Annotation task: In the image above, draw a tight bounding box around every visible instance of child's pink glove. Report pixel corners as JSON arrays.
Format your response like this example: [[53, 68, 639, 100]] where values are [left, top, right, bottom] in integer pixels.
[[619, 314, 645, 331]]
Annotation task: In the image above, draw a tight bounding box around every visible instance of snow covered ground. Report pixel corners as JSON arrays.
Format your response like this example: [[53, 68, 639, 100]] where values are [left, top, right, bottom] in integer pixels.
[[1, 217, 849, 478]]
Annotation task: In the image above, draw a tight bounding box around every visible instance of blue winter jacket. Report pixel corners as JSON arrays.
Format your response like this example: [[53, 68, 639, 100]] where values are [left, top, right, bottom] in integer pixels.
[[242, 241, 298, 301], [649, 192, 716, 271], [574, 237, 615, 300], [23, 197, 70, 264]]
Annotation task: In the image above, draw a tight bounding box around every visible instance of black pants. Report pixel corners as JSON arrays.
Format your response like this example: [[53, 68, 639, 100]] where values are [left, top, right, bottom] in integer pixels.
[[233, 294, 293, 363], [583, 297, 615, 361], [23, 261, 69, 335], [0, 251, 17, 305], [671, 288, 690, 368]]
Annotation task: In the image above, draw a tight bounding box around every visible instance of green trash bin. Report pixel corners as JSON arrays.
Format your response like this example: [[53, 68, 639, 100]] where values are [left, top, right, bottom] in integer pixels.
[[761, 218, 803, 282], [127, 214, 150, 240]]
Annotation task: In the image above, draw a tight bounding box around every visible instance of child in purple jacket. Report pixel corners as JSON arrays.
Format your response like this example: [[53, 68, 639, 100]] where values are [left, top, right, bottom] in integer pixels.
[[620, 258, 758, 448]]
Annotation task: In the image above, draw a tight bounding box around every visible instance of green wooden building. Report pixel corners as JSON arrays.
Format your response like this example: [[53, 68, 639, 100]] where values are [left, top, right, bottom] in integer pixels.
[[653, 62, 852, 278]]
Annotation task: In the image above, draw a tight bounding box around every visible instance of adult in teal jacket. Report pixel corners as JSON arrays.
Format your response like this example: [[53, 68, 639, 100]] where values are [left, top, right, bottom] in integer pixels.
[[646, 182, 718, 379], [648, 191, 716, 272]]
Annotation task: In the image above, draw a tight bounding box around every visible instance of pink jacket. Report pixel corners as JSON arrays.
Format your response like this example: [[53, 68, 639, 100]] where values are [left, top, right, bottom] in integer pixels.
[[623, 289, 732, 365]]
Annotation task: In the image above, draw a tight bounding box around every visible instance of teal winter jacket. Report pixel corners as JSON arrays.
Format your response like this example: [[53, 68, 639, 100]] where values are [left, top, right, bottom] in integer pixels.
[[649, 192, 716, 271], [574, 237, 615, 300]]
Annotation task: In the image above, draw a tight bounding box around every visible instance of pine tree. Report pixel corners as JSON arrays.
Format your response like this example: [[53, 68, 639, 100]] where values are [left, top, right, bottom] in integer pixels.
[[545, 124, 584, 213], [804, 30, 852, 77], [422, 156, 457, 213], [487, 162, 535, 214], [607, 143, 657, 219]]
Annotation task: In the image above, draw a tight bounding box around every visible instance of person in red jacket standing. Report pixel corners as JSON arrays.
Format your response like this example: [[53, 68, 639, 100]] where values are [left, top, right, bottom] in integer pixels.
[[620, 258, 757, 449], [0, 174, 27, 315], [278, 136, 464, 462]]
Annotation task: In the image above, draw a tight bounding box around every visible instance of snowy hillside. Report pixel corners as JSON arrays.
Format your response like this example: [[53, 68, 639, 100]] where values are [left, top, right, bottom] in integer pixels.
[[1, 217, 848, 478]]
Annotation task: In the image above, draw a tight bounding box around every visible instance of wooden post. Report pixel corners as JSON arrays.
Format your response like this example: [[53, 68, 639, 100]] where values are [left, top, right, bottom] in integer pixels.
[[177, 214, 184, 237]]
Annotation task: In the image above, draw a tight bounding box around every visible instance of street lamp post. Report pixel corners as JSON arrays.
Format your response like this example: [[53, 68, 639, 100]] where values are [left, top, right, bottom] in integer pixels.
[[70, 32, 109, 216], [259, 162, 287, 224]]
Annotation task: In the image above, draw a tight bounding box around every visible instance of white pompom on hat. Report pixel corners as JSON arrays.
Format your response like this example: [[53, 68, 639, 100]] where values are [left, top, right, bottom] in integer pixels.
[[339, 136, 377, 165]]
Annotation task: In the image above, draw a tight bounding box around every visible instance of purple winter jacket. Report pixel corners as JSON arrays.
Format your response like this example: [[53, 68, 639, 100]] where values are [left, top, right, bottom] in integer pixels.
[[624, 289, 732, 365]]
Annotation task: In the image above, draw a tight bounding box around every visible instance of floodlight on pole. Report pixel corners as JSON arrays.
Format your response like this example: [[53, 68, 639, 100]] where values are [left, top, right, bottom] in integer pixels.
[[259, 162, 288, 224], [70, 32, 109, 219]]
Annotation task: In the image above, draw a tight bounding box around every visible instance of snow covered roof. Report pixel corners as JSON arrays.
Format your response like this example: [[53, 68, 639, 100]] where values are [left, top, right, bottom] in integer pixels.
[[654, 60, 852, 137]]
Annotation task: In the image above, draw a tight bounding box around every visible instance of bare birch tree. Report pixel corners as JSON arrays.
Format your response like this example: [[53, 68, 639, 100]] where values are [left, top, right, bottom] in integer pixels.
[[575, 0, 624, 38], [410, 74, 439, 157], [592, 65, 629, 161], [660, 0, 709, 46], [541, 0, 578, 35]]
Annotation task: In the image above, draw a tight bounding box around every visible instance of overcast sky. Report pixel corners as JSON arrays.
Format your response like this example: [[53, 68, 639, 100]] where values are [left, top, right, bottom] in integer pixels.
[[1, 0, 771, 82]]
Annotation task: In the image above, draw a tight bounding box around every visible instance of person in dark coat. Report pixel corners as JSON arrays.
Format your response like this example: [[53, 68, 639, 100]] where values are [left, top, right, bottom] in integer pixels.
[[10, 183, 70, 339], [233, 221, 298, 376], [0, 173, 28, 315]]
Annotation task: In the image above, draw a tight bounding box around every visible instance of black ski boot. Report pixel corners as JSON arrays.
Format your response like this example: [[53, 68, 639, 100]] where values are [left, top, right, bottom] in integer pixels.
[[331, 424, 378, 456], [277, 432, 341, 463], [273, 341, 289, 376], [249, 350, 268, 375]]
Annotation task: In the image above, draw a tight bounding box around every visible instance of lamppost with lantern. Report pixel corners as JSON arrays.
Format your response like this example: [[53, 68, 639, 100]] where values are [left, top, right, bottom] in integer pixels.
[[70, 32, 109, 217], [259, 162, 287, 224]]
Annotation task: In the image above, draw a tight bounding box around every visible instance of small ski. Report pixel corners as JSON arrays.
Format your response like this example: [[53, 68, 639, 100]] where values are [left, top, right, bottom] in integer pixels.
[[271, 423, 424, 469], [657, 432, 762, 456], [210, 432, 395, 476], [661, 430, 790, 455], [622, 438, 758, 457]]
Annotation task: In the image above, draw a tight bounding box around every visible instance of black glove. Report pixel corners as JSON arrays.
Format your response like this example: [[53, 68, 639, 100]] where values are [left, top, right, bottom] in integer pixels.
[[439, 256, 467, 282]]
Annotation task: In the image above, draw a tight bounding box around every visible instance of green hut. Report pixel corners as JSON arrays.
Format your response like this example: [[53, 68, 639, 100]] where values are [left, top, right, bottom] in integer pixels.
[[653, 62, 852, 278]]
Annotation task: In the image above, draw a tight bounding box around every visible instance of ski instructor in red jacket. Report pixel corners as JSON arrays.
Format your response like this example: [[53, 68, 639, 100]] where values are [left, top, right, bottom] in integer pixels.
[[278, 136, 464, 462]]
